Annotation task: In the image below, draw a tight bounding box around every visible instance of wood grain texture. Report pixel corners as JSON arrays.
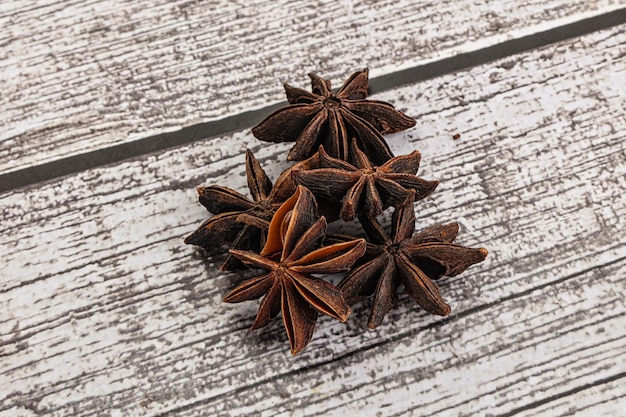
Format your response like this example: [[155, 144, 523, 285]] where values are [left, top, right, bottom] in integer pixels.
[[2, 25, 626, 417], [522, 376, 626, 417], [1, 0, 625, 174]]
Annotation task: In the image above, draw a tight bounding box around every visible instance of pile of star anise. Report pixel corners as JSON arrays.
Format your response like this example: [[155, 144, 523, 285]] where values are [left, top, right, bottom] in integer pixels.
[[186, 69, 488, 355]]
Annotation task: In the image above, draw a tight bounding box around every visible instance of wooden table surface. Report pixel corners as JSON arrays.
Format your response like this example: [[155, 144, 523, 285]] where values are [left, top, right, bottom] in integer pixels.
[[2, 2, 626, 416]]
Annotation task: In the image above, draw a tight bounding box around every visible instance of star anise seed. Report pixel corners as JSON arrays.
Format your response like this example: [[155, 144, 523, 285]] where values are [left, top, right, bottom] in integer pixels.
[[339, 194, 488, 329], [252, 68, 415, 165], [185, 150, 318, 270], [224, 185, 367, 355], [293, 140, 439, 221]]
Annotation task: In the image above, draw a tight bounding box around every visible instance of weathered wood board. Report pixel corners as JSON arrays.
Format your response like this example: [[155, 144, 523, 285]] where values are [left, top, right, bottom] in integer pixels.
[[1, 0, 624, 174], [2, 22, 626, 416]]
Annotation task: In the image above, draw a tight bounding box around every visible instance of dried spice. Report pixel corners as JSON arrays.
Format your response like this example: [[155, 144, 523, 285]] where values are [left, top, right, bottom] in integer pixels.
[[252, 68, 415, 165], [339, 194, 488, 329], [185, 67, 489, 356], [185, 150, 315, 270], [224, 186, 366, 355], [293, 140, 438, 221]]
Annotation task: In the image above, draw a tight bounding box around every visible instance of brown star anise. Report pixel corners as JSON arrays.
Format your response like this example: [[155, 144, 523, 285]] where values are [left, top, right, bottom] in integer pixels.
[[293, 140, 439, 221], [252, 68, 415, 165], [339, 194, 488, 329], [185, 149, 318, 270], [224, 186, 367, 355]]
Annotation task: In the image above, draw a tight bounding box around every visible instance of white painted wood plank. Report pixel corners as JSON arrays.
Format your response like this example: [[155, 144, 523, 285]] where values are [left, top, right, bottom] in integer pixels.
[[2, 25, 626, 416], [1, 0, 624, 174], [186, 260, 626, 417]]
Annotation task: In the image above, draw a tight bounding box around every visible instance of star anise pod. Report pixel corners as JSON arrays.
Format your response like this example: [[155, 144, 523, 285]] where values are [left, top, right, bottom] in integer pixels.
[[224, 186, 367, 355], [252, 68, 415, 165], [339, 194, 488, 329], [185, 149, 318, 270], [293, 140, 439, 221]]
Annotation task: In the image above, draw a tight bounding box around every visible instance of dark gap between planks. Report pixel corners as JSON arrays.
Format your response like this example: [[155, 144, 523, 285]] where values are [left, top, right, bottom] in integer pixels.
[[2, 7, 626, 194]]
